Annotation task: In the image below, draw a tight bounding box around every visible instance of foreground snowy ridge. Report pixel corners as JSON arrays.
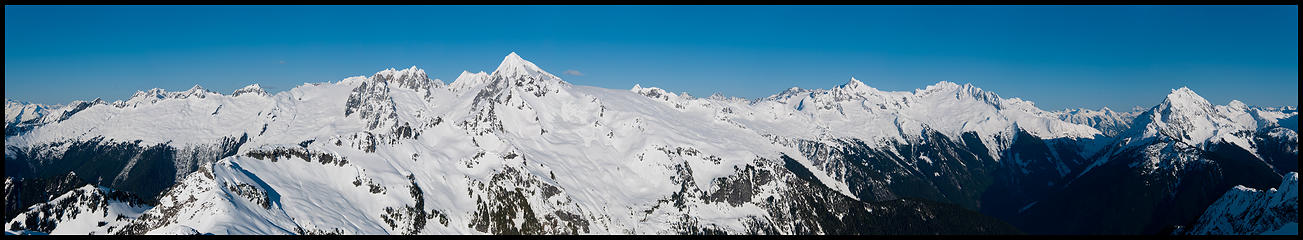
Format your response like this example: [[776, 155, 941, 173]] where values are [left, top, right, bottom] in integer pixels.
[[1186, 172, 1298, 235], [4, 53, 1297, 235]]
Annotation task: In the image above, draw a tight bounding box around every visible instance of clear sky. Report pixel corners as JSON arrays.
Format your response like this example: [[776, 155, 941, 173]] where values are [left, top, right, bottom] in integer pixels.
[[5, 5, 1298, 111]]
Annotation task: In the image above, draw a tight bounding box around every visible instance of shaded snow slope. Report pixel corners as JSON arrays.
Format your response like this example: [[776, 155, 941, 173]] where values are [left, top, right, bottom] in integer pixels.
[[5, 184, 150, 234]]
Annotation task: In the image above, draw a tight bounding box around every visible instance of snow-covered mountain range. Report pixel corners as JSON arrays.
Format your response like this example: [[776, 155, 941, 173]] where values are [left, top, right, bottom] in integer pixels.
[[4, 53, 1297, 235]]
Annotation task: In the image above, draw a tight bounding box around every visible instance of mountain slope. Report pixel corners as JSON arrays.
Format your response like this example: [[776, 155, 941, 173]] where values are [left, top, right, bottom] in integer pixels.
[[5, 184, 150, 234], [1184, 172, 1298, 235], [1015, 88, 1296, 234]]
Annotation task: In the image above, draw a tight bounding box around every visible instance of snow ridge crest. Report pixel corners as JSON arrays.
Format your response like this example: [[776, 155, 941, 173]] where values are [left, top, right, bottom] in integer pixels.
[[1186, 172, 1298, 235], [493, 52, 558, 80]]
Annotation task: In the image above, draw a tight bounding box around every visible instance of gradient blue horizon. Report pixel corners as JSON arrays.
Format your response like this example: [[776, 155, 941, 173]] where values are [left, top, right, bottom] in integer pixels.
[[5, 5, 1298, 111]]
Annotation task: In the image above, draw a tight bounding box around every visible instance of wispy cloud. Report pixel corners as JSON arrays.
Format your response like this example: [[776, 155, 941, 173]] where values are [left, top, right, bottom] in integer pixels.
[[279, 60, 287, 64], [562, 70, 584, 76]]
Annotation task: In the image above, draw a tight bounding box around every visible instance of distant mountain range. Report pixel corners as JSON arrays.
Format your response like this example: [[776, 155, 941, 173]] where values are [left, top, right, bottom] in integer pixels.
[[5, 53, 1296, 235]]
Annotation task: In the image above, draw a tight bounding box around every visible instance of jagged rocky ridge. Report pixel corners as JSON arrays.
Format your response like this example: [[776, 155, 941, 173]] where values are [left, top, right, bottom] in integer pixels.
[[4, 53, 1297, 235], [1182, 172, 1297, 235]]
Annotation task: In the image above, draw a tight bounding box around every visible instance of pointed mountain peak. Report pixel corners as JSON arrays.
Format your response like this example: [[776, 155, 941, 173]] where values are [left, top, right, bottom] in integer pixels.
[[1127, 86, 1254, 146], [449, 71, 489, 91], [493, 52, 555, 79], [176, 85, 215, 99], [834, 77, 884, 98], [1159, 87, 1212, 110], [1171, 86, 1197, 95], [232, 83, 267, 96], [464, 52, 570, 107], [709, 92, 728, 100], [1166, 87, 1206, 101], [844, 77, 867, 88], [504, 51, 523, 61]]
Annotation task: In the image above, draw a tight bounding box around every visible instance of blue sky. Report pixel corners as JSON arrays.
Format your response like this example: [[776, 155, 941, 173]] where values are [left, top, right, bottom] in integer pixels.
[[5, 5, 1298, 110]]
